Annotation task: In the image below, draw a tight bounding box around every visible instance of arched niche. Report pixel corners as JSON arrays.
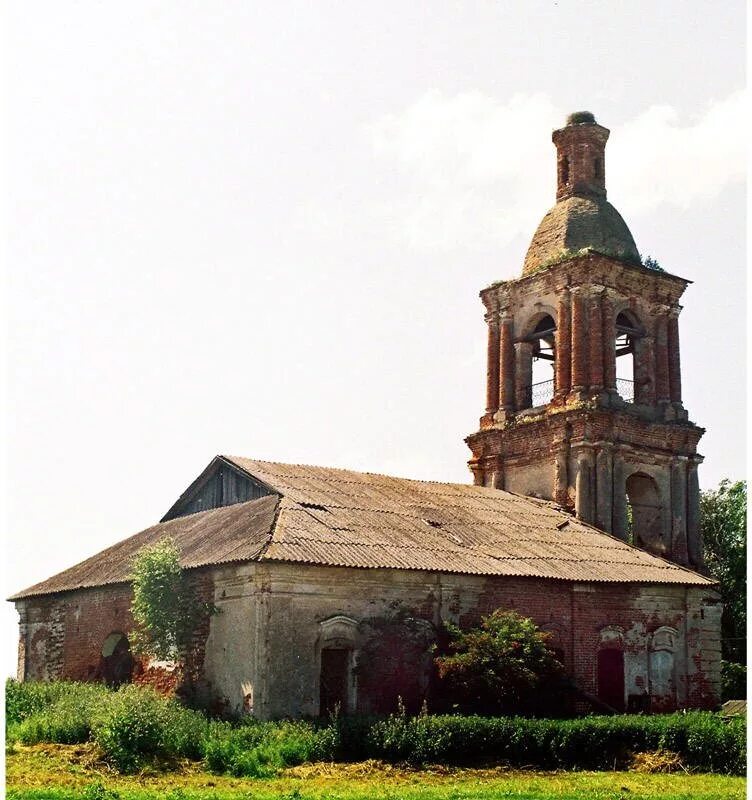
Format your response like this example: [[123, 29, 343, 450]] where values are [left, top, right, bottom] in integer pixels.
[[649, 626, 678, 710], [625, 472, 665, 554]]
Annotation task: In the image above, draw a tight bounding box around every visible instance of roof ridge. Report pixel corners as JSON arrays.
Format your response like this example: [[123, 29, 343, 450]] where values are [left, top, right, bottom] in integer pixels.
[[223, 455, 484, 490]]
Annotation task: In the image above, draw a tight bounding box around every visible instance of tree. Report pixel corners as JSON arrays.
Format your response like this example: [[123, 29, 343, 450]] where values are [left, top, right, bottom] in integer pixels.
[[701, 479, 746, 664], [130, 537, 211, 662], [435, 610, 563, 715]]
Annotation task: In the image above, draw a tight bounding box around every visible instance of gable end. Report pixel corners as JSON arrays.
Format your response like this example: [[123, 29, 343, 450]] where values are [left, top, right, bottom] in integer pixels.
[[161, 456, 274, 521]]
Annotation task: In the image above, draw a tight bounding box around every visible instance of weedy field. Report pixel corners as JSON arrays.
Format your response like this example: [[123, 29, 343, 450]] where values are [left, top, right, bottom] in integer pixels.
[[4, 743, 747, 800]]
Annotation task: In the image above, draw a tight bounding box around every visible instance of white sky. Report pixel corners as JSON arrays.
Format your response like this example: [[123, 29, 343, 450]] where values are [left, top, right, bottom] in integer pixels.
[[2, 1, 746, 679]]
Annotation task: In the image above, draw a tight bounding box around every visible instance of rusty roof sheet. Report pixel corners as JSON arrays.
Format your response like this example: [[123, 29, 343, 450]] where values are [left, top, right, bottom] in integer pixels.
[[9, 456, 714, 600]]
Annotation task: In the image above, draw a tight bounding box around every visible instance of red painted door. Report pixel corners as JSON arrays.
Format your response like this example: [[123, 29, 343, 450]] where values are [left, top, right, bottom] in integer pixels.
[[597, 649, 625, 712]]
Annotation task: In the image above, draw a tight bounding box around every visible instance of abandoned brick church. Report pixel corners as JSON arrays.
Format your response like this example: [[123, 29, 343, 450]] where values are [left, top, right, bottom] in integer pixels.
[[10, 113, 721, 717]]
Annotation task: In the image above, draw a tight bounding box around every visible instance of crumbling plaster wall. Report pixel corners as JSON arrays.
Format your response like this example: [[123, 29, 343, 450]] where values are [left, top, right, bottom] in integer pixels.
[[203, 562, 721, 718]]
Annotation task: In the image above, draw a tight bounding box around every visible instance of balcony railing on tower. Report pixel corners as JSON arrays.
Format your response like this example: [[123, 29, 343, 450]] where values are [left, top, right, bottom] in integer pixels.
[[529, 379, 554, 407], [523, 378, 635, 407], [616, 378, 635, 403]]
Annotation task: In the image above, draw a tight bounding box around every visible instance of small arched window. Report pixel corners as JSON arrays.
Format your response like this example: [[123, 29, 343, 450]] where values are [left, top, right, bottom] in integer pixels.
[[561, 156, 570, 185], [593, 157, 602, 179]]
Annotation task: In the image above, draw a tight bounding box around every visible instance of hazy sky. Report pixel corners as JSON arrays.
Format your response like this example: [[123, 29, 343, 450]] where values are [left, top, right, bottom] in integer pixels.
[[3, 1, 746, 678]]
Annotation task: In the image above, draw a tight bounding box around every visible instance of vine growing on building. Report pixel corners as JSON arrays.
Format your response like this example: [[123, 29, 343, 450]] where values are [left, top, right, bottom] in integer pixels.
[[129, 537, 216, 662]]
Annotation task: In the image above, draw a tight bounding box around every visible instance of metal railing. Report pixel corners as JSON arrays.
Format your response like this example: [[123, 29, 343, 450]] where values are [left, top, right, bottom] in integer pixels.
[[616, 378, 634, 403], [530, 379, 554, 407], [522, 378, 635, 407]]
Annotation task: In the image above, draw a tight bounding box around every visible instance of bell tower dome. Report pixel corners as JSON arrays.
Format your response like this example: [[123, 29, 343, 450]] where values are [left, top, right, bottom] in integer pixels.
[[466, 113, 706, 570]]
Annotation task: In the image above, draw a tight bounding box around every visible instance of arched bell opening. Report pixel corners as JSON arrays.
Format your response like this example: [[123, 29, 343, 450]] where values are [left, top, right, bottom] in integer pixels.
[[615, 311, 642, 402], [519, 314, 556, 408]]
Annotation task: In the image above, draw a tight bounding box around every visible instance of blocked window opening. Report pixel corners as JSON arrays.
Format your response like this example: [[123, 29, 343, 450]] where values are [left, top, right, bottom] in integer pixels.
[[597, 648, 625, 712], [101, 632, 133, 687], [593, 157, 602, 179], [649, 627, 677, 710], [625, 473, 664, 555], [561, 156, 570, 185], [320, 648, 351, 716]]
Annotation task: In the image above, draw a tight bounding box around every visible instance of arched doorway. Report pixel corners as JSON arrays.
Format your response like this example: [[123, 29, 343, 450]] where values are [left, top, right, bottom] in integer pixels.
[[101, 632, 133, 687], [625, 472, 664, 554]]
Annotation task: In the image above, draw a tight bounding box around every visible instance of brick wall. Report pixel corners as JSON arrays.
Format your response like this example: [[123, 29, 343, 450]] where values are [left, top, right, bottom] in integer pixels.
[[14, 569, 215, 696], [15, 564, 721, 716]]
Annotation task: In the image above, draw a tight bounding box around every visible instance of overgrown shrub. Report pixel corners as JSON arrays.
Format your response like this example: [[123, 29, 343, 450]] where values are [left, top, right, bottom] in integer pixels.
[[721, 661, 746, 701], [435, 610, 563, 715], [359, 711, 745, 774], [91, 685, 208, 772]]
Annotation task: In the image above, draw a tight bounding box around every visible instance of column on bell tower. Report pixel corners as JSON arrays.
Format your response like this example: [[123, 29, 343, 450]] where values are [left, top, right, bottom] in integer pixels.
[[570, 287, 589, 394], [667, 307, 683, 406], [484, 301, 500, 418], [654, 308, 671, 405], [602, 289, 617, 393], [499, 312, 515, 411], [554, 289, 571, 401], [588, 287, 605, 393]]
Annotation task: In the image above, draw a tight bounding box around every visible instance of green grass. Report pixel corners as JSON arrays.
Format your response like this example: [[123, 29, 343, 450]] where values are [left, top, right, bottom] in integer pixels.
[[5, 744, 746, 800]]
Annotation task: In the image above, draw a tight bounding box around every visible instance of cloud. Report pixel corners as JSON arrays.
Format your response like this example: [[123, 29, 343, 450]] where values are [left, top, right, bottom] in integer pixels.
[[366, 89, 746, 253], [609, 90, 746, 213]]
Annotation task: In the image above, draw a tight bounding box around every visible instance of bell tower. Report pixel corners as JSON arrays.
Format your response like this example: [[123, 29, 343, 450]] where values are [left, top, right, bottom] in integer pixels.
[[466, 112, 705, 569]]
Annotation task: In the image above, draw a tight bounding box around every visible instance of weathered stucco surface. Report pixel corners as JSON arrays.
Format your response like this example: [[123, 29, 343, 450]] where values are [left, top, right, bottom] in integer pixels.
[[14, 559, 721, 717]]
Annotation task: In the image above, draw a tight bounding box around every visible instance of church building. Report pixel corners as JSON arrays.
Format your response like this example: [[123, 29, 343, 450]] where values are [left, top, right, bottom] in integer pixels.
[[10, 113, 721, 717]]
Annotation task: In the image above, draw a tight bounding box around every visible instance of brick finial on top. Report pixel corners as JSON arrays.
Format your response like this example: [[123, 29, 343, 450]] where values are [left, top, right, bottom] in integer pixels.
[[553, 112, 609, 202]]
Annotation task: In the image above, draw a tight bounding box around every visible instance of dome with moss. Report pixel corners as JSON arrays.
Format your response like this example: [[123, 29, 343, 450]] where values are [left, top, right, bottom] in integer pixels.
[[522, 195, 640, 276]]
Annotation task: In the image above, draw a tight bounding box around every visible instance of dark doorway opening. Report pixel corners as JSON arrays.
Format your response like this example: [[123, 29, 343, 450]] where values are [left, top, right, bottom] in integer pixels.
[[320, 648, 350, 715], [597, 648, 625, 712]]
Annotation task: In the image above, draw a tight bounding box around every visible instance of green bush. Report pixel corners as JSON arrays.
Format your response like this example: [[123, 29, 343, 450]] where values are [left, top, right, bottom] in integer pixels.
[[91, 685, 208, 772], [721, 661, 746, 701], [434, 610, 564, 715], [6, 679, 109, 726], [358, 711, 745, 774]]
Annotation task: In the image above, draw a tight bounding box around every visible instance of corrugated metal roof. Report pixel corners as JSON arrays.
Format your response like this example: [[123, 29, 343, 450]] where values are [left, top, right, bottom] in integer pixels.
[[9, 456, 714, 600], [9, 494, 279, 600]]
